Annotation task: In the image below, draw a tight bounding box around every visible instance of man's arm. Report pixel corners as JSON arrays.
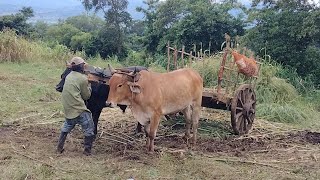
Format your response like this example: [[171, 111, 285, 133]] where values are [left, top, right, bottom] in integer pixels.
[[80, 76, 92, 100]]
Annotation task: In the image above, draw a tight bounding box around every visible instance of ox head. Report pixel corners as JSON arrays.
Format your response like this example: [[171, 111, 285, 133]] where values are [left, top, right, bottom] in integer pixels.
[[106, 64, 142, 107], [56, 61, 93, 92], [55, 61, 72, 92]]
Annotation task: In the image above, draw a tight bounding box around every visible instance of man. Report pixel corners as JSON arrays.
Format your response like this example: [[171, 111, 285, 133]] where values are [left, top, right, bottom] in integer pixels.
[[56, 56, 95, 156]]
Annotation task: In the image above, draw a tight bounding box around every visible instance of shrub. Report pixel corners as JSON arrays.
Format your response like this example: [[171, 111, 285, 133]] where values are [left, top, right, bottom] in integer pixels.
[[0, 29, 83, 66]]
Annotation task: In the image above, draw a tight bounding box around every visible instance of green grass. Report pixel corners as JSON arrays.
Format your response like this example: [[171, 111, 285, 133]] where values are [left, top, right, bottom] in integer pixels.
[[0, 63, 63, 123]]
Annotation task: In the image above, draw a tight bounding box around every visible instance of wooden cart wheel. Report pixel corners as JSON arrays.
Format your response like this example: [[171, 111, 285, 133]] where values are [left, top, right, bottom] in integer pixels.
[[231, 84, 256, 135]]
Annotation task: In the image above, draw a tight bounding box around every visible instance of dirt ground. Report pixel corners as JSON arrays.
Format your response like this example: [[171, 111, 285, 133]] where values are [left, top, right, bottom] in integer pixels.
[[1, 108, 320, 179]]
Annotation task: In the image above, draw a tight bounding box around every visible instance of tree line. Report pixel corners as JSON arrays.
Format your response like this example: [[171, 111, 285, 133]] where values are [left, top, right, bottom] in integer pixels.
[[0, 0, 319, 86]]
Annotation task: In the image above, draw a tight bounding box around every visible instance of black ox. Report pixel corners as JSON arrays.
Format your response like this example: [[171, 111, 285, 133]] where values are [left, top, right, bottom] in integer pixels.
[[55, 65, 146, 136]]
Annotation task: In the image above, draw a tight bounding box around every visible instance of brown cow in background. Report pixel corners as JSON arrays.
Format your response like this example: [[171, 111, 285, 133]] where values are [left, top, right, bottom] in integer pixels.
[[107, 65, 203, 152]]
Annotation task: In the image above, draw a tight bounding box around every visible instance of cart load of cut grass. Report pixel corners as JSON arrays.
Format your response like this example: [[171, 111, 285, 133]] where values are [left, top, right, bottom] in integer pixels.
[[257, 77, 298, 104], [192, 56, 221, 88]]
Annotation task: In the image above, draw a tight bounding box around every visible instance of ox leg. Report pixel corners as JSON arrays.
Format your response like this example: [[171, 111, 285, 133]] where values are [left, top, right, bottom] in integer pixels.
[[182, 106, 192, 140], [191, 106, 201, 144], [147, 114, 161, 152], [144, 122, 150, 147], [136, 122, 143, 134], [91, 109, 102, 138]]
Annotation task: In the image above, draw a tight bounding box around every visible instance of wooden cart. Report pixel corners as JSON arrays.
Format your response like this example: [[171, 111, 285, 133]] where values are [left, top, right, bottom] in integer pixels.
[[166, 34, 263, 135]]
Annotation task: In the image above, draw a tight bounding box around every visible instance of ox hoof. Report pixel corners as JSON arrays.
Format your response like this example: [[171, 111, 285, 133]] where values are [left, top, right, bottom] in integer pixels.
[[189, 138, 197, 146], [146, 150, 155, 155], [183, 135, 191, 141], [56, 148, 64, 154]]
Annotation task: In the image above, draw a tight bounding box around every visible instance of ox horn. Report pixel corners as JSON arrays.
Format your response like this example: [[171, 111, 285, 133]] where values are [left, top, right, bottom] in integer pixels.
[[108, 64, 116, 74], [128, 67, 137, 75], [66, 60, 71, 68]]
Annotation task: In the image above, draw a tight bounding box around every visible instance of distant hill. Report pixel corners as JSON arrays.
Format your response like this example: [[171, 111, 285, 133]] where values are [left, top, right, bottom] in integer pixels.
[[0, 0, 146, 23]]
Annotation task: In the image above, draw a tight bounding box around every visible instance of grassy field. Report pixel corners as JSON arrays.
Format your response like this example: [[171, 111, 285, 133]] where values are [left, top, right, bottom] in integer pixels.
[[1, 30, 320, 179], [1, 62, 320, 180]]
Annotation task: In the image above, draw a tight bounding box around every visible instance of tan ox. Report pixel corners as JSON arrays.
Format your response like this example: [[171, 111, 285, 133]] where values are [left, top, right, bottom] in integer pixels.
[[107, 65, 203, 152]]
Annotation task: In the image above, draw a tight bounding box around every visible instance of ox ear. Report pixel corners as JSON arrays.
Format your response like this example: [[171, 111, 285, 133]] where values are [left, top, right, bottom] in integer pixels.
[[127, 82, 141, 94], [108, 64, 116, 74]]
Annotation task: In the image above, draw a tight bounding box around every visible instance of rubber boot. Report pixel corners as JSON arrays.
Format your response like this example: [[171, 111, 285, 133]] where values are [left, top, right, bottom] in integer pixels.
[[83, 136, 94, 156], [56, 132, 68, 153]]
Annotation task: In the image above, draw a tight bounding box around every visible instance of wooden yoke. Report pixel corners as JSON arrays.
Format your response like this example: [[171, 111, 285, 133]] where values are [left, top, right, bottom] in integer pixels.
[[88, 74, 109, 84]]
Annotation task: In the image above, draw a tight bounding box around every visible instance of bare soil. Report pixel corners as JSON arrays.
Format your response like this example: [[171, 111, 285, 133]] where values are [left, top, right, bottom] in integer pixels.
[[1, 108, 320, 179]]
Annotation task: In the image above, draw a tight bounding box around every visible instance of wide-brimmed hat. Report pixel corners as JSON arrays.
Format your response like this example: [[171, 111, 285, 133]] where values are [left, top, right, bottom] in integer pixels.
[[70, 56, 86, 65]]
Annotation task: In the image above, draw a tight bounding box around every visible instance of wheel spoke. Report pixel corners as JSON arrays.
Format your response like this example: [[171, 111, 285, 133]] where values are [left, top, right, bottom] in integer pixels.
[[243, 117, 247, 132], [238, 92, 244, 106], [249, 107, 255, 114], [236, 114, 243, 128], [248, 90, 254, 100], [241, 90, 246, 103], [236, 107, 243, 111], [239, 116, 244, 132], [248, 113, 254, 124], [236, 112, 242, 120]]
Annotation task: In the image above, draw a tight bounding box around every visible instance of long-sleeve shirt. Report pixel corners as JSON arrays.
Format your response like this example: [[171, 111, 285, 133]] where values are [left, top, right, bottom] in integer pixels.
[[61, 71, 92, 119]]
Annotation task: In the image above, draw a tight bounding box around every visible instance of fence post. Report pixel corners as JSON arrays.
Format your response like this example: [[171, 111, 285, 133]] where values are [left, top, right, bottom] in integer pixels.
[[200, 42, 203, 58], [189, 51, 192, 67], [174, 45, 177, 70], [181, 45, 185, 68], [167, 41, 170, 72], [209, 41, 211, 56]]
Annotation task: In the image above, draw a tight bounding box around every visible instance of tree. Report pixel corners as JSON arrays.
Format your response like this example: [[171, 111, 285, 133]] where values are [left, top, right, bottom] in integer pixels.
[[65, 14, 104, 33], [19, 7, 34, 19], [70, 32, 92, 51], [46, 23, 81, 47], [87, 25, 128, 58], [82, 0, 131, 56], [0, 7, 34, 35], [244, 0, 320, 86], [126, 20, 145, 51], [31, 21, 49, 39], [136, 0, 161, 53], [165, 0, 245, 52], [137, 0, 245, 54]]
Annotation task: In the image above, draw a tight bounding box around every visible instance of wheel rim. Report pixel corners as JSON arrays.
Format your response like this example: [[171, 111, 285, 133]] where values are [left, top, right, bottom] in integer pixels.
[[231, 84, 256, 135]]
